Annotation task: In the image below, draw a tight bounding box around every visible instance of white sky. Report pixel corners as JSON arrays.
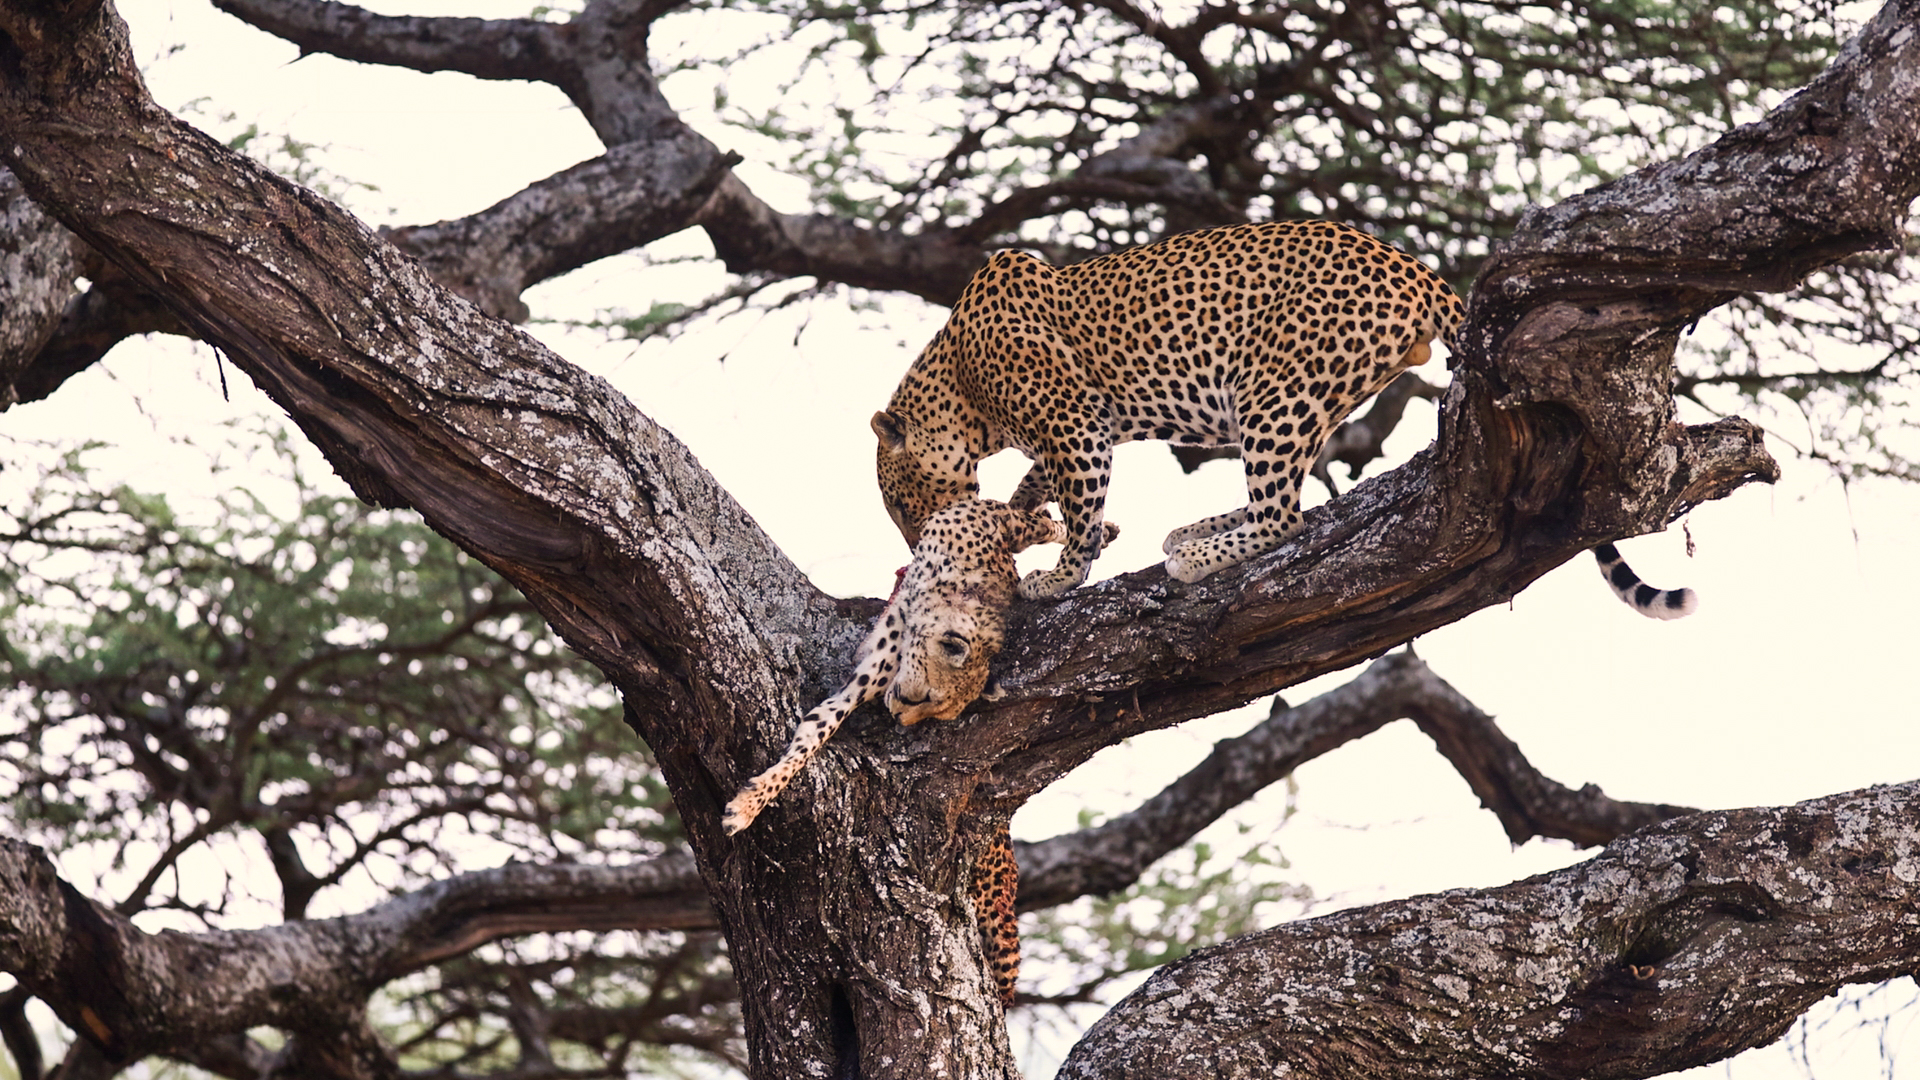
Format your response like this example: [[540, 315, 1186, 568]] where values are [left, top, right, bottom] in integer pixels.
[[3, 1, 1915, 1076]]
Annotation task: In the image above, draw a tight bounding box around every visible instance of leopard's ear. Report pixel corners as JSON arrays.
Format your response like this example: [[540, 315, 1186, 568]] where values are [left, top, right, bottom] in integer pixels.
[[980, 672, 1006, 701], [871, 410, 909, 451]]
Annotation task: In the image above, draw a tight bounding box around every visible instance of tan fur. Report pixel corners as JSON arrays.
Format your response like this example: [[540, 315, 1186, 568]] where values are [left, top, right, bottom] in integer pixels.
[[972, 823, 1022, 1004], [874, 220, 1465, 597], [722, 501, 1118, 1002]]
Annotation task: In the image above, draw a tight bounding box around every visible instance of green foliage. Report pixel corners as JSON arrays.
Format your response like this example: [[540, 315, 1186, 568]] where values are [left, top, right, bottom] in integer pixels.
[[0, 425, 675, 923], [0, 422, 737, 1068]]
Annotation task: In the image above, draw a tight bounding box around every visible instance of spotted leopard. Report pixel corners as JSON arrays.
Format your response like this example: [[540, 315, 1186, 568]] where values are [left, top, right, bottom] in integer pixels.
[[872, 220, 1461, 596], [723, 500, 1115, 1002], [873, 219, 1697, 617]]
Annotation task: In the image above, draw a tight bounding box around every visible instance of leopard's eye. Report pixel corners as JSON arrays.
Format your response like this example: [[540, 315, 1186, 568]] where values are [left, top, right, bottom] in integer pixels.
[[937, 632, 970, 666]]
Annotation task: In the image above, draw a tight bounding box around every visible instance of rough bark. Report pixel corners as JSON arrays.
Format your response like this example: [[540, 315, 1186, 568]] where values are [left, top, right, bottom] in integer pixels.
[[0, 843, 714, 1063], [0, 0, 1916, 1076], [0, 166, 89, 405], [1059, 780, 1920, 1079], [0, 647, 1684, 1071]]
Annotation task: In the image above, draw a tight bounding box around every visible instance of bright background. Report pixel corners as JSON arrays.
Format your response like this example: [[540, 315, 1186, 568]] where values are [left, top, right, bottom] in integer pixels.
[[3, 0, 1915, 1074]]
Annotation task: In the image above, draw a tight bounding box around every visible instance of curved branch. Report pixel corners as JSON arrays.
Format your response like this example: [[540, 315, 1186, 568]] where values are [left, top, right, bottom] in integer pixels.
[[213, 0, 685, 146], [1059, 779, 1920, 1078], [209, 0, 562, 87], [1397, 659, 1697, 847], [385, 132, 740, 321], [0, 839, 711, 1061], [1016, 652, 1691, 910]]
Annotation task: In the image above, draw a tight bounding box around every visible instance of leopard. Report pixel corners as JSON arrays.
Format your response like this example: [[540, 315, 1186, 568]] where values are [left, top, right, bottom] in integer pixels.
[[873, 218, 1700, 618], [872, 219, 1463, 597], [722, 499, 1117, 1003]]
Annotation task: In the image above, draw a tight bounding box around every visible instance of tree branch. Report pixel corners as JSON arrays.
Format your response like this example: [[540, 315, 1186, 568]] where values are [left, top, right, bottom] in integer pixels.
[[1059, 779, 1920, 1078], [0, 840, 712, 1062], [0, 649, 1692, 1064], [0, 166, 90, 406], [384, 133, 740, 322], [4, 1, 1915, 1073], [1397, 661, 1697, 847], [965, 0, 1920, 812], [1016, 652, 1692, 910], [208, 0, 563, 91], [212, 0, 686, 146]]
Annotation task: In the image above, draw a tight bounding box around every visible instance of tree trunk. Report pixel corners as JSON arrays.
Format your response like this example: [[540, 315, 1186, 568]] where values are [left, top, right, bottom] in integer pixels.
[[2, 0, 1916, 1075]]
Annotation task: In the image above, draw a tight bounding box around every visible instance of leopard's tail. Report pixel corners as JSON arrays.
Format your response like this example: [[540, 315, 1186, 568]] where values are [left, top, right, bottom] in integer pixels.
[[1593, 542, 1698, 620], [970, 823, 1021, 1005], [722, 627, 896, 834]]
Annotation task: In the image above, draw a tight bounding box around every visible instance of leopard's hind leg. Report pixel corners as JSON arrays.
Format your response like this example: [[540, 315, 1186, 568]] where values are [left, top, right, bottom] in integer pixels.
[[1164, 418, 1314, 583], [1161, 508, 1247, 554]]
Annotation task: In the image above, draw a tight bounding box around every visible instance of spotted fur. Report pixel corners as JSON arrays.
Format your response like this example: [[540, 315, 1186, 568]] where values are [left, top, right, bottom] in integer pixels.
[[722, 500, 1115, 1002], [971, 824, 1021, 1003], [874, 220, 1464, 597]]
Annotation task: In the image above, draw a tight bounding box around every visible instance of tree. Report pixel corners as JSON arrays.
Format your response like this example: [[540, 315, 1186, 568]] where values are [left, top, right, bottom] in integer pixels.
[[1, 0, 1917, 1077], [0, 432, 743, 1074]]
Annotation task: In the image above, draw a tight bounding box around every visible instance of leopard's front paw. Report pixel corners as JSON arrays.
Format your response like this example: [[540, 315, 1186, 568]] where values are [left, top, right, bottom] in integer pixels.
[[1164, 540, 1224, 584], [1018, 565, 1087, 599], [721, 790, 764, 835]]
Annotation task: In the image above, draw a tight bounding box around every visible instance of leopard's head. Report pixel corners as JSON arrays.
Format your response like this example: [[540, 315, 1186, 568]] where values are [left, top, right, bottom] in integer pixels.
[[885, 585, 1005, 726], [872, 410, 978, 548]]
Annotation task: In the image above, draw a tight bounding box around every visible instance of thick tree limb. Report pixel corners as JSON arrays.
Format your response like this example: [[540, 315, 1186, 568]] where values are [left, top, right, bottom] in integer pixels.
[[0, 842, 711, 1064], [0, 167, 89, 405], [1059, 780, 1920, 1079]]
